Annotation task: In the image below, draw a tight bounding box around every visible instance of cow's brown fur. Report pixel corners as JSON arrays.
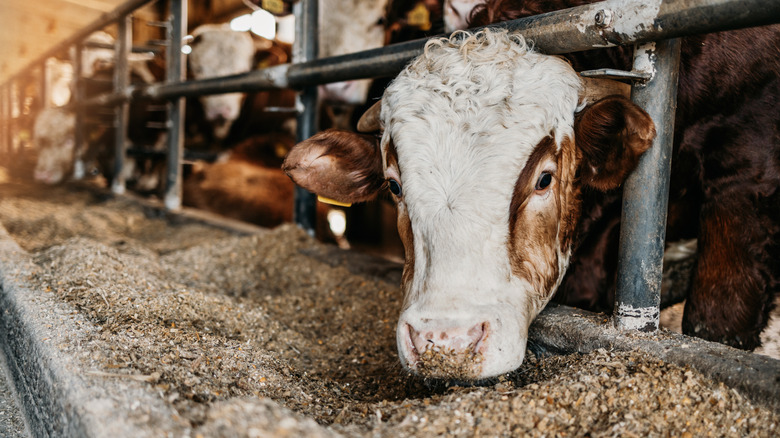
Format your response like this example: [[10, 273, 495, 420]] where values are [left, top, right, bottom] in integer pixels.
[[282, 129, 385, 204], [508, 136, 562, 301]]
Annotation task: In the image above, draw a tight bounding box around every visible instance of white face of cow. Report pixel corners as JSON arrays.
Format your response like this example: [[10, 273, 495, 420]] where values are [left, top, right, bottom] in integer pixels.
[[188, 26, 255, 139], [318, 0, 389, 104], [283, 30, 654, 380], [33, 108, 77, 184]]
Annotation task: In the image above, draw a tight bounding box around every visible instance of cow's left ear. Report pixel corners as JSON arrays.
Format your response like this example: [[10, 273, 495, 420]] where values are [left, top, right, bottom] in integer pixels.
[[283, 129, 385, 204], [574, 95, 656, 191]]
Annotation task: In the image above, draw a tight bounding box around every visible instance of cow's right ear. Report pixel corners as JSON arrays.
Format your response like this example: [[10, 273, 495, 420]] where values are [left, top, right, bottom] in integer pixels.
[[574, 95, 656, 191], [282, 129, 385, 204]]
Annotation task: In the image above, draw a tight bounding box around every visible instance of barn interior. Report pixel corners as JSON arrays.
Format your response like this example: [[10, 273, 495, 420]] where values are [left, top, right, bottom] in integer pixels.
[[0, 0, 779, 437]]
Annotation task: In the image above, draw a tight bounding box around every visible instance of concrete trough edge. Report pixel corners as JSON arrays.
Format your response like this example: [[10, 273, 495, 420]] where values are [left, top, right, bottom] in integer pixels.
[[0, 225, 188, 437], [529, 304, 780, 412]]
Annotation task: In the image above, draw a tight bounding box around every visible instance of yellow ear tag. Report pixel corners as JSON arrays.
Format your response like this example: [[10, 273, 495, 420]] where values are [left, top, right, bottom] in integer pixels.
[[407, 3, 432, 31], [317, 196, 352, 207], [262, 0, 285, 15], [274, 142, 288, 158]]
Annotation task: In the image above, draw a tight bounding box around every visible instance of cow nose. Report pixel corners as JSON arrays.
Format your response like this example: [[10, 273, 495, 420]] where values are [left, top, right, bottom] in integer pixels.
[[403, 321, 489, 379], [408, 322, 487, 355]]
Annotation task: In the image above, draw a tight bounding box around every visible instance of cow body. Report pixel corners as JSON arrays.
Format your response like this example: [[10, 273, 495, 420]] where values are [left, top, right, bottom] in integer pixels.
[[284, 30, 658, 379]]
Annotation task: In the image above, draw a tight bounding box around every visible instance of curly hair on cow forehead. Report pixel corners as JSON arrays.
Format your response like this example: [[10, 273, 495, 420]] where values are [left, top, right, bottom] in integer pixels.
[[425, 28, 531, 59], [386, 28, 581, 150]]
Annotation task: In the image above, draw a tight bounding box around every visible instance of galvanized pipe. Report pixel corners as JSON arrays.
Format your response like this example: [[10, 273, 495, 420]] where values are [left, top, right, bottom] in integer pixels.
[[133, 0, 780, 100], [40, 61, 50, 110], [614, 38, 682, 332], [73, 44, 87, 180], [82, 41, 162, 55], [6, 83, 15, 157], [112, 15, 132, 195], [292, 0, 320, 235], [1, 86, 8, 155], [163, 0, 186, 211]]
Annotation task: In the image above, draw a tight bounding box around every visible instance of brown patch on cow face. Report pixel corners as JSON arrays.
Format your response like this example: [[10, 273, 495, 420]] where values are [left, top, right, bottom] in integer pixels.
[[508, 135, 581, 309], [385, 140, 415, 287]]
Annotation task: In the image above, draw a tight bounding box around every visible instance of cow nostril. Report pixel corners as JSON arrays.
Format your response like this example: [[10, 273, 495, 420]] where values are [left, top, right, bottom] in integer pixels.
[[471, 322, 489, 354]]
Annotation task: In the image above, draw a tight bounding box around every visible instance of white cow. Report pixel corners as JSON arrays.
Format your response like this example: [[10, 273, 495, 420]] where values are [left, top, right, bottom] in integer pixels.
[[187, 25, 256, 140], [32, 108, 78, 184], [283, 29, 655, 379], [318, 0, 389, 104]]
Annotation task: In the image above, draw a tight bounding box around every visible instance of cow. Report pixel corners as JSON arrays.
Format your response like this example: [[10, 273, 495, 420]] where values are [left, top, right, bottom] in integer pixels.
[[187, 25, 256, 140], [32, 54, 167, 189], [449, 0, 780, 351], [32, 107, 80, 184], [182, 132, 343, 245], [318, 0, 391, 105], [283, 29, 666, 379]]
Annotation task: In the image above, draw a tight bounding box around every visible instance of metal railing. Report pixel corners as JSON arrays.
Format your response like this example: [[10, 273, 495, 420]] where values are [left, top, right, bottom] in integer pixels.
[[0, 0, 778, 332]]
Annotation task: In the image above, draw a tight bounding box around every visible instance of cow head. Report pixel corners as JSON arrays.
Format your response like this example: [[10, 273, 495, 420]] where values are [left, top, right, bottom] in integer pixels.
[[284, 30, 654, 380], [188, 26, 255, 139]]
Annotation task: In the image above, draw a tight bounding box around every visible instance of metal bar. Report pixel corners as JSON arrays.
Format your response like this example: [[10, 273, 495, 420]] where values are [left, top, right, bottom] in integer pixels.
[[1, 86, 8, 156], [292, 0, 319, 235], [6, 84, 13, 156], [2, 0, 155, 85], [82, 41, 162, 55], [130, 0, 779, 101], [163, 0, 186, 211], [72, 44, 86, 180], [7, 83, 16, 156], [112, 16, 132, 195], [614, 38, 682, 332], [40, 61, 50, 109]]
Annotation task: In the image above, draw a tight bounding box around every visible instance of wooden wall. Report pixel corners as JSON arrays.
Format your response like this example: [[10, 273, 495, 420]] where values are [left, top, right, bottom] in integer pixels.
[[0, 0, 251, 84]]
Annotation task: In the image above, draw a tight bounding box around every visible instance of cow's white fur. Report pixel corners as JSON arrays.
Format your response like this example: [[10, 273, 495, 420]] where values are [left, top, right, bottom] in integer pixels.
[[319, 0, 388, 104], [381, 30, 582, 378], [33, 108, 76, 184], [188, 25, 255, 139]]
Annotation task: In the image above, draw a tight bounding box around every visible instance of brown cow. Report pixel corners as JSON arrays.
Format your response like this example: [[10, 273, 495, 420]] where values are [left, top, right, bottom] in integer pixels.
[[455, 0, 780, 352]]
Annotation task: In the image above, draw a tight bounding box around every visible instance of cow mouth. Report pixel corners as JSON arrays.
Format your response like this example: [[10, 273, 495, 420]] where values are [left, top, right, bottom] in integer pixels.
[[411, 347, 485, 380], [402, 322, 489, 380]]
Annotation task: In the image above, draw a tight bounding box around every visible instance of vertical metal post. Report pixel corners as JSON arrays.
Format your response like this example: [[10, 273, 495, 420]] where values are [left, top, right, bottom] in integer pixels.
[[614, 38, 681, 332], [164, 0, 186, 210], [4, 85, 11, 156], [293, 0, 319, 235], [40, 61, 50, 109], [73, 43, 86, 180], [112, 15, 132, 194], [8, 82, 16, 156], [1, 85, 7, 156]]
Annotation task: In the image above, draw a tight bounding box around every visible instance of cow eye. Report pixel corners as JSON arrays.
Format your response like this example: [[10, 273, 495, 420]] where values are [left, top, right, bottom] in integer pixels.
[[535, 172, 553, 191], [387, 178, 402, 197]]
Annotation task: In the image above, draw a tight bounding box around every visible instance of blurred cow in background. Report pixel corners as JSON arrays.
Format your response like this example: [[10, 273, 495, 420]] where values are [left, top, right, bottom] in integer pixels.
[[32, 32, 165, 189], [187, 25, 256, 140]]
